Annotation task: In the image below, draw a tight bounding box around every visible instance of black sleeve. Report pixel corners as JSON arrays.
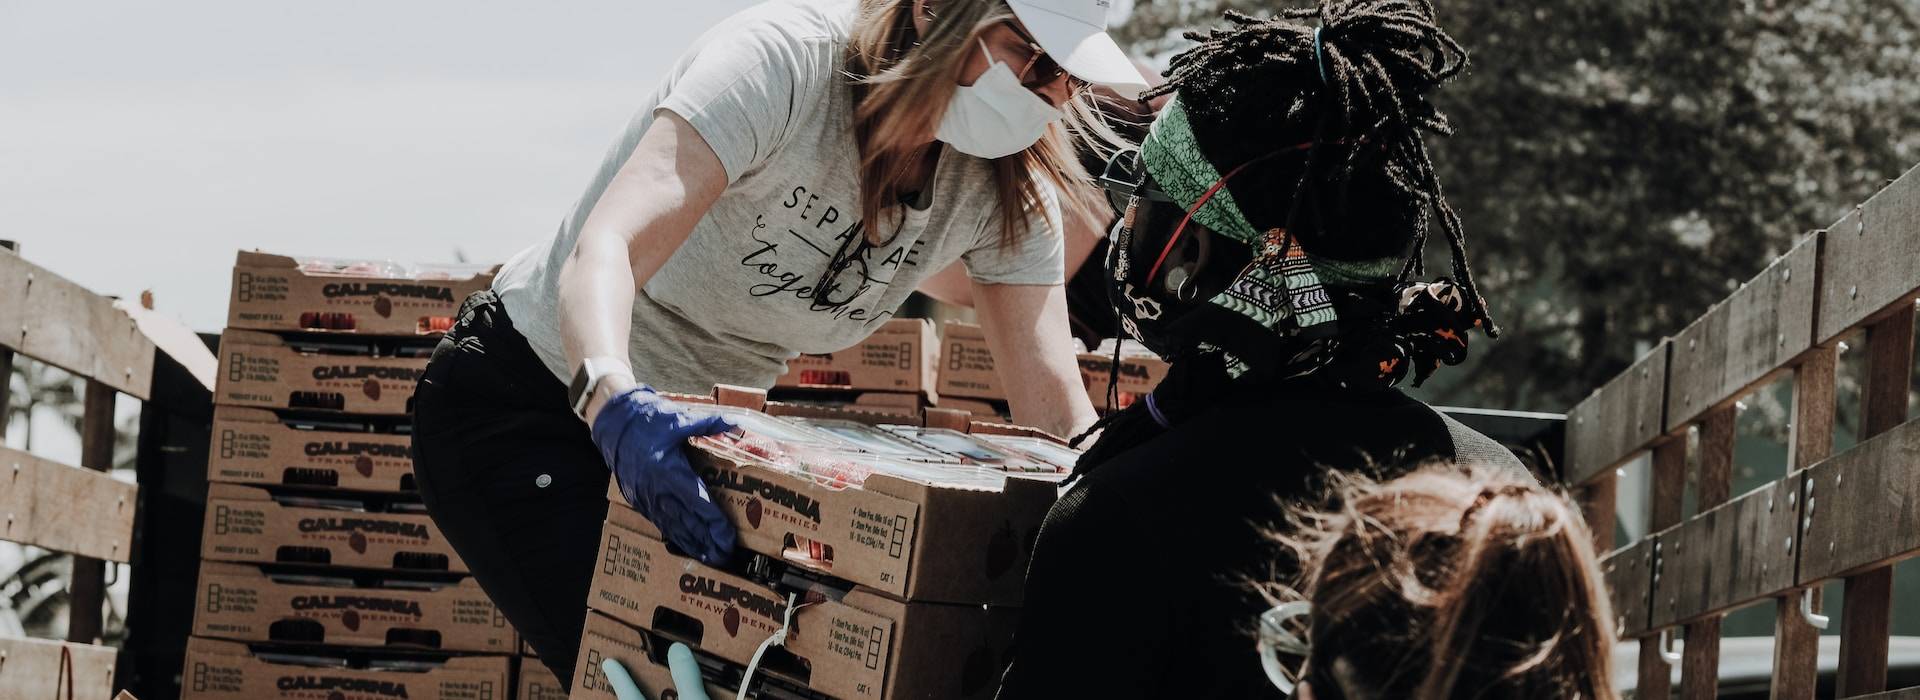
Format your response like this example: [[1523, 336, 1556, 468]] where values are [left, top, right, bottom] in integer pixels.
[[997, 482, 1165, 699], [1436, 412, 1533, 482]]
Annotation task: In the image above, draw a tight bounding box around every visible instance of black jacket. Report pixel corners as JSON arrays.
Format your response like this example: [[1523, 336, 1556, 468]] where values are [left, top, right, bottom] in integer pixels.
[[996, 385, 1523, 699]]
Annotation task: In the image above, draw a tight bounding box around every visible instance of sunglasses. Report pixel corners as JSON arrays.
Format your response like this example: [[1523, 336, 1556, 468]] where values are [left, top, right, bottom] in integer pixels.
[[1002, 21, 1073, 90]]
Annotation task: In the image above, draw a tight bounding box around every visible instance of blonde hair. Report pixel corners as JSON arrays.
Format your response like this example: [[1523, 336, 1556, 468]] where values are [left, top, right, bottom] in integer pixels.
[[1273, 464, 1618, 700], [845, 0, 1122, 247]]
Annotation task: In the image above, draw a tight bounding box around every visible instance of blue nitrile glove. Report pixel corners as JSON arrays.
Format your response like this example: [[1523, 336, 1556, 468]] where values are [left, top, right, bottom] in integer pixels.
[[599, 657, 650, 700], [667, 643, 713, 700], [590, 386, 737, 565]]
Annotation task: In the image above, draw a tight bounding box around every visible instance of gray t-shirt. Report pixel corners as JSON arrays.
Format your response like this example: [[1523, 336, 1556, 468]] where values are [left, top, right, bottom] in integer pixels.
[[493, 0, 1064, 393]]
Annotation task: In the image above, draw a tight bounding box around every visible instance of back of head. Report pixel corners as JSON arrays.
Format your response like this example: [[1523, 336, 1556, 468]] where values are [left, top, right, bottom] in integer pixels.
[[1280, 464, 1617, 700]]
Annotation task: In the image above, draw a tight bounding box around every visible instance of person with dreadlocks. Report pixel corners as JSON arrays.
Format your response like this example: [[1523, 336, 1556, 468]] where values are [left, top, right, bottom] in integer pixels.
[[996, 2, 1528, 697]]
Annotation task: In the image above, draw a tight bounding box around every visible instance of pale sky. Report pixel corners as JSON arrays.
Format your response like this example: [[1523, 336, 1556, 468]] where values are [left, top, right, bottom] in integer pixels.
[[1, 0, 761, 333]]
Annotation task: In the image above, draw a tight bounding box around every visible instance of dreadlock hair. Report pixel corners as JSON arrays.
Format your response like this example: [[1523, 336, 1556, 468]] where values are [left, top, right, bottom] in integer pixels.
[[1141, 0, 1497, 334]]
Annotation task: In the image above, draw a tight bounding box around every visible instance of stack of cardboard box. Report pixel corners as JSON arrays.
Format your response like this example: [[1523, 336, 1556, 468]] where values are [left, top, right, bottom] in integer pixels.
[[770, 318, 941, 421], [935, 321, 1171, 417], [933, 321, 1009, 419], [186, 251, 522, 700], [1077, 339, 1171, 414], [571, 387, 1068, 699]]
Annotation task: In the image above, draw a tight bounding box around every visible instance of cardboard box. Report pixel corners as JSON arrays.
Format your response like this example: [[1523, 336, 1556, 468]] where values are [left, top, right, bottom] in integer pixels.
[[588, 525, 1018, 700], [573, 612, 735, 700], [613, 443, 1051, 605], [192, 562, 514, 653], [210, 406, 417, 492], [936, 322, 1004, 401], [181, 636, 509, 700], [934, 396, 1007, 421], [0, 637, 117, 700], [774, 319, 937, 397], [517, 656, 566, 700], [642, 388, 1054, 605], [763, 393, 923, 424], [228, 251, 496, 337], [1078, 351, 1171, 409], [216, 329, 429, 415], [202, 483, 466, 573]]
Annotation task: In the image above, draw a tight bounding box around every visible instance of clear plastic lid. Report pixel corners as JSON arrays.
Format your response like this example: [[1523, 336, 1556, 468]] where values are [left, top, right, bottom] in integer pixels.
[[682, 405, 848, 448], [800, 450, 1008, 490], [293, 256, 493, 281], [790, 418, 957, 460], [976, 435, 1084, 472], [879, 426, 1059, 474]]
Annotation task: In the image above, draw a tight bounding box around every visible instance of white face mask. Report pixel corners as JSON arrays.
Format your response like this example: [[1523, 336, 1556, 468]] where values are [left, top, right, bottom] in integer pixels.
[[935, 40, 1064, 159]]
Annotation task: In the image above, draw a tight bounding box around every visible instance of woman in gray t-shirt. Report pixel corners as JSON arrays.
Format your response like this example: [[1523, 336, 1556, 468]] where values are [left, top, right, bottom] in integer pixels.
[[411, 0, 1148, 686]]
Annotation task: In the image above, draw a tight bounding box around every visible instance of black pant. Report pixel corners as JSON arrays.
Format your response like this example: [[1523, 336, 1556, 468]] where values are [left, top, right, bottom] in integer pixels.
[[412, 290, 607, 689]]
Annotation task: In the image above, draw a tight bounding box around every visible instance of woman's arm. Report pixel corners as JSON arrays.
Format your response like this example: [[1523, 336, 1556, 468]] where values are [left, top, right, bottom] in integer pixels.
[[971, 281, 1098, 438], [561, 111, 730, 422]]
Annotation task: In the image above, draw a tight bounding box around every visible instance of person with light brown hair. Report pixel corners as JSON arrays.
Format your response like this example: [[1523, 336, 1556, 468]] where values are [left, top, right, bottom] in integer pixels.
[[411, 0, 1149, 687], [1257, 463, 1619, 700]]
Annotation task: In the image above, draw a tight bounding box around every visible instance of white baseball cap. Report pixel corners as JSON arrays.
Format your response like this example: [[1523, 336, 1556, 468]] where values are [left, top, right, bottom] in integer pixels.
[[1006, 0, 1150, 94]]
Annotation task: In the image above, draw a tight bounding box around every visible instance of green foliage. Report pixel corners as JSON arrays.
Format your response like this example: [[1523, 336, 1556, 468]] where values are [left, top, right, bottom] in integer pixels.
[[1118, 0, 1920, 410]]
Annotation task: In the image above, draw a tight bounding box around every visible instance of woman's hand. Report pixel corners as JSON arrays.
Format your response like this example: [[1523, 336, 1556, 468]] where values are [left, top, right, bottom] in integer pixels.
[[590, 386, 738, 565], [972, 281, 1098, 438]]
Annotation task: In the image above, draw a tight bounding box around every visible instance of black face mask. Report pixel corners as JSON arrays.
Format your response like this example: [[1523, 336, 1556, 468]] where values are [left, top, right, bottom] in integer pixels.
[[1102, 166, 1251, 359]]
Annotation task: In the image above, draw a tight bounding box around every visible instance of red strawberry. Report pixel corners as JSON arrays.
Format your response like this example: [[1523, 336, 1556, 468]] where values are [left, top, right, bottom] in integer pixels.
[[723, 606, 741, 637], [746, 499, 763, 529], [349, 531, 368, 554], [363, 379, 381, 400], [374, 296, 393, 318], [342, 610, 361, 630], [355, 455, 374, 477]]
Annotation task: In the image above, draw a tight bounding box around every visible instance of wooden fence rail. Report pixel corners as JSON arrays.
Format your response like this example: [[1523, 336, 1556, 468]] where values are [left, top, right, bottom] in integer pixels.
[[1565, 162, 1920, 698], [0, 244, 155, 699]]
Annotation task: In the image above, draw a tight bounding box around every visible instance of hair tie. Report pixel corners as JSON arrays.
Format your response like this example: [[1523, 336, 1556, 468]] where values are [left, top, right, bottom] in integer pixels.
[[1312, 27, 1330, 86]]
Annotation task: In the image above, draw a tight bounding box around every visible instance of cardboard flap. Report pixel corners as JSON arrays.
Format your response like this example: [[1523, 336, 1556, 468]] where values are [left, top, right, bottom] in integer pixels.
[[221, 328, 282, 346], [212, 405, 283, 425], [236, 250, 302, 269], [206, 482, 273, 501]]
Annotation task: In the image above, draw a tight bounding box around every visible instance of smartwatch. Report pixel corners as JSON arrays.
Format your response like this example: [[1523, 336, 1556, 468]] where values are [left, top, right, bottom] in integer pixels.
[[569, 356, 634, 421]]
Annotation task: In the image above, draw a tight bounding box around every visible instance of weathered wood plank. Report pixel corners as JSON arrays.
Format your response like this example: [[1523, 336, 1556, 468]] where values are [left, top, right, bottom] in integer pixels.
[[1835, 307, 1913, 697], [0, 447, 135, 562], [1603, 538, 1656, 638], [1797, 420, 1920, 581], [1638, 637, 1673, 700], [1680, 618, 1721, 700], [1678, 402, 1735, 700], [1566, 341, 1670, 484], [1666, 239, 1820, 430], [1771, 588, 1822, 700], [1790, 346, 1839, 471], [1651, 477, 1801, 627], [1840, 568, 1895, 697], [0, 249, 154, 399], [67, 380, 116, 644], [1773, 348, 1837, 700], [1652, 439, 1687, 531], [1817, 162, 1920, 342], [0, 348, 14, 433], [1581, 473, 1617, 553], [0, 636, 119, 700]]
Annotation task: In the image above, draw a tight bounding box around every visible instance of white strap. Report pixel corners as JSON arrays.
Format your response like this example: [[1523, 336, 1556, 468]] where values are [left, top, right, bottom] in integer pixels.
[[737, 592, 806, 700]]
